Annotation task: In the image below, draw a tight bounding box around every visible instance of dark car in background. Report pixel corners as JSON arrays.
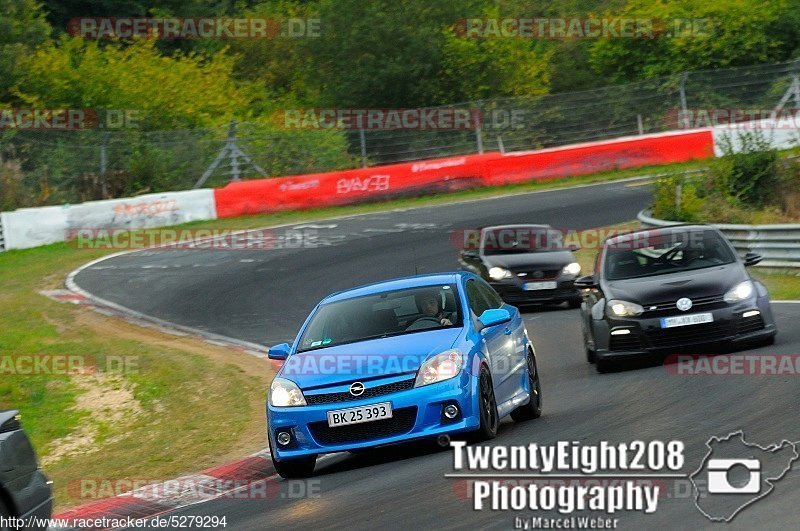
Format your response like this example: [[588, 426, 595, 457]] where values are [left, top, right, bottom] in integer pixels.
[[458, 224, 583, 308], [0, 411, 52, 529], [577, 225, 777, 372]]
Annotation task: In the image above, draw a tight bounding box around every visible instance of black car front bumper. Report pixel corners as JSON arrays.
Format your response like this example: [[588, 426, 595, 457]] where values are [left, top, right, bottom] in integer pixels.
[[592, 295, 777, 361]]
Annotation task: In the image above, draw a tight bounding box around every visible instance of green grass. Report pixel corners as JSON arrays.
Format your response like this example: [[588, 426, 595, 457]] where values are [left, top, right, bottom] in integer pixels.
[[0, 244, 270, 509]]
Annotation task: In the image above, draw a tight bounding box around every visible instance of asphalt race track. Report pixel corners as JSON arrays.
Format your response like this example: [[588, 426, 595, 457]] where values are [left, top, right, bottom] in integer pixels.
[[72, 180, 800, 530]]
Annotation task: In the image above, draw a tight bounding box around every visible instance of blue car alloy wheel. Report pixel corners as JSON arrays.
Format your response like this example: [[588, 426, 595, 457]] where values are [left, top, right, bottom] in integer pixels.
[[266, 272, 543, 478]]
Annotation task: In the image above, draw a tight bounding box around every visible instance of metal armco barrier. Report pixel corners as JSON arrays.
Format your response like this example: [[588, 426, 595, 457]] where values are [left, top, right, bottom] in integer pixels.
[[638, 210, 800, 268]]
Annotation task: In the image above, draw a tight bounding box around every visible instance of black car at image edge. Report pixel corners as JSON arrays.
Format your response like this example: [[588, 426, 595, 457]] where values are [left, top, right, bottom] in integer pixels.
[[0, 410, 53, 529], [577, 224, 777, 372]]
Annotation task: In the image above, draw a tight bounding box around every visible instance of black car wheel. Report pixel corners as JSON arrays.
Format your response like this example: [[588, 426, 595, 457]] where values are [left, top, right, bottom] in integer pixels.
[[474, 366, 499, 440], [0, 498, 10, 530], [568, 296, 582, 309], [586, 347, 596, 364], [269, 438, 316, 479], [511, 351, 542, 422]]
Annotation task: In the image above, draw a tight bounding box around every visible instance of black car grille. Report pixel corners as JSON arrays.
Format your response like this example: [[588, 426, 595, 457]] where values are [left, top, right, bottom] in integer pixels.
[[645, 322, 731, 349], [308, 407, 417, 445], [609, 333, 644, 351], [642, 294, 727, 317], [737, 314, 765, 335], [305, 378, 415, 405], [509, 267, 561, 280]]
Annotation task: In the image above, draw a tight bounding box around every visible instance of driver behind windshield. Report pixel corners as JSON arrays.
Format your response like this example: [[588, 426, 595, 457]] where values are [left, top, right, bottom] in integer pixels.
[[408, 290, 453, 329]]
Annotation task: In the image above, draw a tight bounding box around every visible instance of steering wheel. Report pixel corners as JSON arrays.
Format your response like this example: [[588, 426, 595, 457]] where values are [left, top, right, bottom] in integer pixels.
[[413, 316, 441, 325]]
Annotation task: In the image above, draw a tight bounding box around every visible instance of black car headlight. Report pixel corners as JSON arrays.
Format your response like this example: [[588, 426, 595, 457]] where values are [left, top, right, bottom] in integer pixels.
[[489, 267, 513, 280], [607, 299, 644, 317], [724, 280, 754, 303], [562, 262, 581, 276]]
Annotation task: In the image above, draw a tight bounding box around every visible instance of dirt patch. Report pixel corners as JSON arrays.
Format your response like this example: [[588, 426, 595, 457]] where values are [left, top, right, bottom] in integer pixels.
[[71, 309, 274, 463], [42, 372, 142, 466]]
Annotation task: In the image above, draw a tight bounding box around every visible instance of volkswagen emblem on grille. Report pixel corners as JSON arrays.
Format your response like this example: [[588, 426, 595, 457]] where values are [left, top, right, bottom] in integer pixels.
[[533, 270, 544, 278], [676, 298, 693, 311], [349, 382, 365, 396]]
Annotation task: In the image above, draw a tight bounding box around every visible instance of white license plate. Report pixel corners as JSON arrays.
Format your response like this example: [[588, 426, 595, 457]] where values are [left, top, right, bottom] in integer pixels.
[[327, 402, 392, 427], [523, 281, 557, 291], [660, 312, 714, 329]]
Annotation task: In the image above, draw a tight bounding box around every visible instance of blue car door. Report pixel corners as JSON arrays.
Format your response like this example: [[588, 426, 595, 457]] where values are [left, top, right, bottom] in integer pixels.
[[465, 279, 515, 404]]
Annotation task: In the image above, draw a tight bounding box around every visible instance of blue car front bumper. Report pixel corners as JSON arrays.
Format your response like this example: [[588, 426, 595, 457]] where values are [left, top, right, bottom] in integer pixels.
[[267, 372, 479, 461]]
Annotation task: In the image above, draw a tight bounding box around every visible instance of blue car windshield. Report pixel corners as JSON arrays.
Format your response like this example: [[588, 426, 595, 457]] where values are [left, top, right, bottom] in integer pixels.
[[604, 229, 736, 280], [297, 284, 463, 353]]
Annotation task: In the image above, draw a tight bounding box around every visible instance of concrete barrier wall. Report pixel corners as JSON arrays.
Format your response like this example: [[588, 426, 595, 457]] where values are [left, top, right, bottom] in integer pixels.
[[1, 190, 217, 251], [3, 123, 796, 251]]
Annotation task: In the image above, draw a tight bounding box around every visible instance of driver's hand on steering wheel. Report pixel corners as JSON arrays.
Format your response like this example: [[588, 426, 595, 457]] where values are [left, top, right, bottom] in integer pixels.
[[440, 318, 452, 326]]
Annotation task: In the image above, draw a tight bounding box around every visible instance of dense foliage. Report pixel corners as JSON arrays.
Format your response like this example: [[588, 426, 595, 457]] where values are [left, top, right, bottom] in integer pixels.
[[0, 0, 798, 207]]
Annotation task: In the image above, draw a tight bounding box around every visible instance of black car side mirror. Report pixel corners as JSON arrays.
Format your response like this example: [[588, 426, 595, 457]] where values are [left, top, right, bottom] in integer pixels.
[[462, 249, 479, 260], [574, 274, 598, 289], [743, 252, 762, 267]]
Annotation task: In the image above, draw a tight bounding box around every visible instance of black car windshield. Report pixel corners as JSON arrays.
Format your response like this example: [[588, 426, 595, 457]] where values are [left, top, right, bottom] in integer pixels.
[[297, 284, 463, 352], [481, 227, 566, 255], [604, 229, 736, 280]]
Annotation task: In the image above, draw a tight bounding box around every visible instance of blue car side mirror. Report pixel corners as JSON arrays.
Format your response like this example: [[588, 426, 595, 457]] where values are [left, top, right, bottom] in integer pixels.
[[478, 308, 512, 330], [268, 343, 292, 360]]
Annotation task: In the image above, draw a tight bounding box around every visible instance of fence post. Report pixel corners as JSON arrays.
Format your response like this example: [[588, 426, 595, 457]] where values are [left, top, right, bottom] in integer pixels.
[[359, 128, 368, 168], [679, 72, 689, 129], [474, 115, 484, 155], [637, 114, 644, 135], [99, 131, 109, 198]]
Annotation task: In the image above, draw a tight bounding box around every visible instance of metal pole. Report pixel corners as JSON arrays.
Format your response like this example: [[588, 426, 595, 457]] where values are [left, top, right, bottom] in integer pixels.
[[637, 114, 644, 135], [100, 131, 109, 198], [359, 128, 368, 168], [497, 135, 505, 154], [228, 121, 240, 182], [475, 116, 484, 155], [675, 182, 682, 216], [679, 72, 689, 129]]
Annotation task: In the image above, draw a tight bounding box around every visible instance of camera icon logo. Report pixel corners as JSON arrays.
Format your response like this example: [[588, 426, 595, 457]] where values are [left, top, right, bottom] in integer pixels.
[[707, 458, 761, 494]]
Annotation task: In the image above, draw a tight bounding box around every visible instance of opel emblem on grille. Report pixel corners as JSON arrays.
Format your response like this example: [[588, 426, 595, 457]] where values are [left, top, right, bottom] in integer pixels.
[[676, 298, 693, 311], [349, 382, 365, 396]]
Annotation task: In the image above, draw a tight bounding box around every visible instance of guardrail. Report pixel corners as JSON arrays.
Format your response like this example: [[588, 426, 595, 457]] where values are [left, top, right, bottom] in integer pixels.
[[638, 210, 800, 268]]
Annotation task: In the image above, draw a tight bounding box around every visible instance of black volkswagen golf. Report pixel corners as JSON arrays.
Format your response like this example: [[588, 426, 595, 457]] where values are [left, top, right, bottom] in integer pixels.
[[576, 224, 777, 372], [458, 224, 583, 308]]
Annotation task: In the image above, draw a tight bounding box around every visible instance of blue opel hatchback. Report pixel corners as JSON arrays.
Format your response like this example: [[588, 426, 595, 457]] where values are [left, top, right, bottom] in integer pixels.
[[266, 272, 542, 478]]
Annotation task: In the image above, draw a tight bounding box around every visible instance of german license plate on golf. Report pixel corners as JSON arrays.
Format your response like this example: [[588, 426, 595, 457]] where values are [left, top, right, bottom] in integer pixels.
[[660, 312, 714, 329], [523, 281, 557, 291], [327, 402, 392, 427]]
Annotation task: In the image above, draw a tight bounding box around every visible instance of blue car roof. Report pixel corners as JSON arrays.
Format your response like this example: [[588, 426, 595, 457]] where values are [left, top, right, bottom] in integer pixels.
[[323, 272, 466, 303]]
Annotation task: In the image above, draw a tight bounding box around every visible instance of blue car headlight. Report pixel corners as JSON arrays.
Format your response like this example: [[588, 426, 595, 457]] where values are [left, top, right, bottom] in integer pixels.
[[270, 377, 307, 407], [414, 349, 464, 387], [724, 280, 754, 303]]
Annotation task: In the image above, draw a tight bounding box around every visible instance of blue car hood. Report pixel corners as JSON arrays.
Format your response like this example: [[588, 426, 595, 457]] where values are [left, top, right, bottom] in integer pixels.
[[279, 328, 463, 390]]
